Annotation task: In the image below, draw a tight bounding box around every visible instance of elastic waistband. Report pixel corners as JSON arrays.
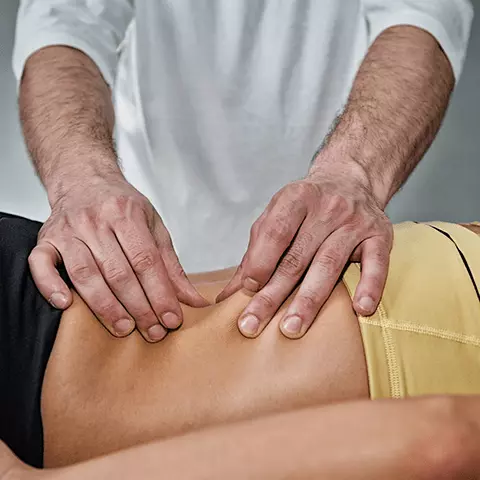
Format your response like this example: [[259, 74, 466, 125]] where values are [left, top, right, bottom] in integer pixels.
[[342, 222, 480, 399]]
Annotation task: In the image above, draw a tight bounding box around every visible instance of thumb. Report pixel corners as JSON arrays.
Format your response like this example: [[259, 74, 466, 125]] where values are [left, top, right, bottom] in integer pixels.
[[28, 241, 73, 309]]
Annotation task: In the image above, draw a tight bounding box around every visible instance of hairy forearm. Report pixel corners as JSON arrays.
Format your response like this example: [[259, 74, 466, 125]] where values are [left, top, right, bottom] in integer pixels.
[[314, 25, 454, 208], [19, 46, 121, 204], [42, 397, 479, 480]]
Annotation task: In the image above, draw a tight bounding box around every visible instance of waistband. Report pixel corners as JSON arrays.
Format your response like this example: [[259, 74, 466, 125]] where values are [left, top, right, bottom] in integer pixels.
[[342, 222, 480, 399]]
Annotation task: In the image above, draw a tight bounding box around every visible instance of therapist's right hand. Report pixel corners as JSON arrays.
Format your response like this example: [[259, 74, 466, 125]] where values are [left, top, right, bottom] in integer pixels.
[[28, 174, 209, 342]]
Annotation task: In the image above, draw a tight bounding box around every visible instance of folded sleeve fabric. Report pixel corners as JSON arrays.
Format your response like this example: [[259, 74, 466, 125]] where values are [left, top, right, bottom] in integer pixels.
[[12, 0, 134, 87], [361, 0, 474, 82]]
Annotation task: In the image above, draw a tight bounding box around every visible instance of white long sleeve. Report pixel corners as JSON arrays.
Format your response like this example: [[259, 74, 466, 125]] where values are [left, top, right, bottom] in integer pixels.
[[12, 0, 134, 86], [361, 0, 474, 81]]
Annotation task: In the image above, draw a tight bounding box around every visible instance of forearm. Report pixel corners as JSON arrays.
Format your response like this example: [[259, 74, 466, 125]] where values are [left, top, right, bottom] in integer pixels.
[[19, 46, 121, 205], [314, 25, 454, 208], [47, 398, 474, 480]]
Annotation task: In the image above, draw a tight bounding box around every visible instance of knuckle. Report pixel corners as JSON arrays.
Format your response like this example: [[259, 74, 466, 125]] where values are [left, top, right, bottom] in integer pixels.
[[362, 274, 384, 295], [317, 251, 340, 277], [94, 299, 122, 324], [157, 234, 174, 251], [27, 250, 38, 266], [263, 219, 291, 245], [277, 251, 305, 277], [244, 262, 272, 284], [105, 194, 148, 221], [168, 261, 187, 281], [287, 182, 305, 200], [250, 219, 261, 237], [296, 230, 315, 249], [369, 237, 392, 260], [298, 289, 322, 312], [76, 208, 97, 228], [324, 193, 351, 217], [130, 250, 157, 273], [255, 291, 277, 312], [105, 195, 129, 213], [101, 261, 130, 286], [148, 290, 178, 312], [367, 211, 391, 234], [372, 245, 389, 264], [288, 181, 312, 200], [345, 212, 367, 233], [28, 247, 50, 273], [69, 262, 93, 283]]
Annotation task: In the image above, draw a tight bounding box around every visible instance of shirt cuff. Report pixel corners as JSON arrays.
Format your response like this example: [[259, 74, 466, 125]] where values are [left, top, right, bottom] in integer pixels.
[[367, 10, 472, 82], [12, 32, 117, 89]]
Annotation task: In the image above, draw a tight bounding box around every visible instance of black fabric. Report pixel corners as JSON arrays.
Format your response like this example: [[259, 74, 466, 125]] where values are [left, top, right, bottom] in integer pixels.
[[0, 212, 67, 468], [426, 224, 480, 302]]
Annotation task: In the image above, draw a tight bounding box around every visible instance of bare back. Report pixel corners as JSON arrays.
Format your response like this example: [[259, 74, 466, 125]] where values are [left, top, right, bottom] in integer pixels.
[[42, 270, 368, 467]]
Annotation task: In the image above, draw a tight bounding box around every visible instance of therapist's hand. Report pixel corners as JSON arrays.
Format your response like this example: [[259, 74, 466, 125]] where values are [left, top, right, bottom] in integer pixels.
[[217, 160, 393, 339], [29, 174, 209, 342]]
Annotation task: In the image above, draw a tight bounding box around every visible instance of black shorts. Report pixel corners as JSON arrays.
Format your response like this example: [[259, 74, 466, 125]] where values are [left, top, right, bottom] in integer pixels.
[[0, 212, 68, 468]]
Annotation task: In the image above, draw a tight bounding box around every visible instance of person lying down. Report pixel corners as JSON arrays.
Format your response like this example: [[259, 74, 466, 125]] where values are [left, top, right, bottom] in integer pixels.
[[1, 211, 480, 479]]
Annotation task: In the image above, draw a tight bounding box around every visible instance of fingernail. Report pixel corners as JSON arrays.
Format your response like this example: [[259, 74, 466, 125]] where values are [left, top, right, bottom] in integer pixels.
[[113, 318, 135, 336], [282, 316, 302, 336], [49, 292, 68, 309], [243, 277, 261, 292], [239, 314, 260, 336], [357, 296, 375, 314], [147, 324, 167, 342], [161, 312, 182, 329]]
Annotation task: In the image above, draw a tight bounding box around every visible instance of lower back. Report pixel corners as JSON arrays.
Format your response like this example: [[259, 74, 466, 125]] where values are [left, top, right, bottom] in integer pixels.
[[42, 274, 368, 467]]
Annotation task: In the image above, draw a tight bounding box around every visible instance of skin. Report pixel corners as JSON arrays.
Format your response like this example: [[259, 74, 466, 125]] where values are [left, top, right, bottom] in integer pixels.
[[40, 221, 480, 467], [20, 46, 209, 342], [0, 224, 479, 478], [41, 268, 368, 465], [221, 25, 455, 339], [18, 42, 206, 342], [4, 396, 480, 480], [19, 23, 454, 342]]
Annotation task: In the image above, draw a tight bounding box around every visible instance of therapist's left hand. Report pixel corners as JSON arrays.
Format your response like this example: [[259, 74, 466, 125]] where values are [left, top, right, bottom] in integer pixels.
[[217, 159, 393, 339]]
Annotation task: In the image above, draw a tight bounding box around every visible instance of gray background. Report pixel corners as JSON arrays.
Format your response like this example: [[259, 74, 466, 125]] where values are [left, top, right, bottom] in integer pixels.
[[1, 1, 479, 223]]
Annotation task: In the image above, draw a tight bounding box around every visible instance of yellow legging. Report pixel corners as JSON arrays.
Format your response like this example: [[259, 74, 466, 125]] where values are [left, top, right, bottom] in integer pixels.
[[343, 222, 480, 399]]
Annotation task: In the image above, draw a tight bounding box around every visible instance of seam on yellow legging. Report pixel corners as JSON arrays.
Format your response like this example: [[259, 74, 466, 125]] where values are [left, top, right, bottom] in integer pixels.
[[359, 317, 480, 347], [372, 303, 402, 399], [342, 265, 401, 398]]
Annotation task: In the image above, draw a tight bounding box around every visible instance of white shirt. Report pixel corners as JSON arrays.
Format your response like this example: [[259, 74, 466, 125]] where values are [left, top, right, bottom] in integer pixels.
[[13, 0, 473, 272]]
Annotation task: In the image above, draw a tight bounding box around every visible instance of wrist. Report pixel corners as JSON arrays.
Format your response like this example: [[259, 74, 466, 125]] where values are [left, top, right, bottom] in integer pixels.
[[313, 112, 395, 209], [44, 152, 124, 206]]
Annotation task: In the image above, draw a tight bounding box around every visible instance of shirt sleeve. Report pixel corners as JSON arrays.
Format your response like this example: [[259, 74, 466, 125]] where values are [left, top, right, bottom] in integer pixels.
[[361, 0, 474, 82], [12, 0, 134, 87]]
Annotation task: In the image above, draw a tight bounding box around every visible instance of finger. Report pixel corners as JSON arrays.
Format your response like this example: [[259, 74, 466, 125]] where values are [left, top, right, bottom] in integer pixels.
[[61, 238, 137, 338], [86, 227, 169, 342], [280, 230, 356, 339], [352, 236, 391, 317], [215, 264, 244, 303], [241, 196, 307, 293], [216, 211, 267, 303], [153, 219, 210, 307], [237, 222, 323, 338], [28, 241, 73, 310], [115, 219, 183, 334]]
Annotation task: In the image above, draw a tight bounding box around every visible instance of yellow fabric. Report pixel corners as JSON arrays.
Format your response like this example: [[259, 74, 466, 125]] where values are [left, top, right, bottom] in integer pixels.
[[342, 222, 480, 399]]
